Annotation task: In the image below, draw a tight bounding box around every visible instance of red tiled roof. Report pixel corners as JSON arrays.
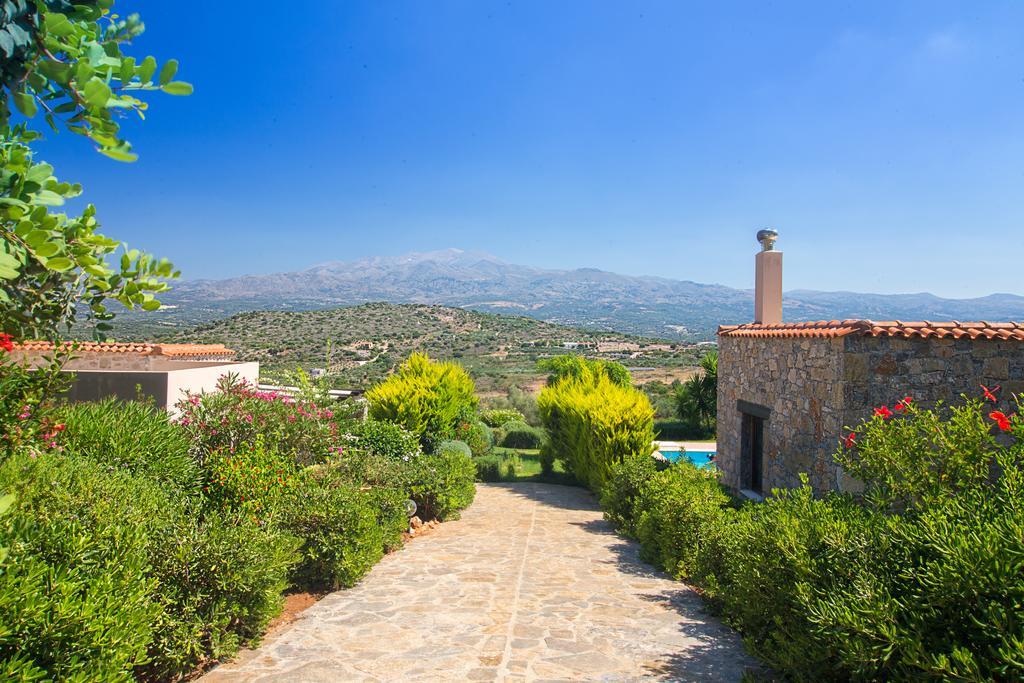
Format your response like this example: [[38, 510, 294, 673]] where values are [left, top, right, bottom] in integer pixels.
[[12, 341, 234, 357], [717, 320, 1024, 341]]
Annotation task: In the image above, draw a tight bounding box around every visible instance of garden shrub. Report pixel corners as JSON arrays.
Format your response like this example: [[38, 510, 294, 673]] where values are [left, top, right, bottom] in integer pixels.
[[407, 447, 477, 521], [0, 454, 156, 681], [56, 398, 202, 494], [600, 452, 658, 536], [365, 353, 477, 448], [455, 418, 493, 457], [634, 462, 732, 581], [436, 439, 472, 458], [354, 419, 422, 461], [538, 359, 654, 491], [480, 408, 524, 428], [141, 511, 299, 680], [474, 454, 503, 482], [598, 392, 1024, 681], [0, 452, 300, 680], [499, 420, 543, 449], [201, 435, 297, 524], [277, 468, 394, 590]]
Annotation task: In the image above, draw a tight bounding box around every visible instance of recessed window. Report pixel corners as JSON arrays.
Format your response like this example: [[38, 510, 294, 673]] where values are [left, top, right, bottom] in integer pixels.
[[740, 412, 764, 493]]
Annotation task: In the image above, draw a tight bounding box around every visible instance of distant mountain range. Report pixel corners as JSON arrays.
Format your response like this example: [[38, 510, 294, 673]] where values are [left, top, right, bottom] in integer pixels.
[[152, 248, 1024, 341]]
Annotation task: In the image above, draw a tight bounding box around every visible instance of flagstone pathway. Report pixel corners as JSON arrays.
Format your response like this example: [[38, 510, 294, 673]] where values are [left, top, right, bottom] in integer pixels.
[[203, 483, 756, 682]]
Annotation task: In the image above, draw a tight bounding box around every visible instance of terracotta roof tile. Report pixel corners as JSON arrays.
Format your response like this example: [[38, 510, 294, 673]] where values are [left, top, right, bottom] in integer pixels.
[[12, 341, 234, 356], [718, 320, 1024, 341]]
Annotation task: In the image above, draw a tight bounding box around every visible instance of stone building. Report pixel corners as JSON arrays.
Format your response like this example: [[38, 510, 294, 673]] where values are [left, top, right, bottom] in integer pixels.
[[715, 232, 1024, 497]]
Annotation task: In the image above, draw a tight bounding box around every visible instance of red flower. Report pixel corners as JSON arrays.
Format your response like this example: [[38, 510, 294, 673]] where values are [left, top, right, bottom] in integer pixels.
[[893, 396, 913, 411], [0, 334, 13, 353], [981, 385, 1000, 403], [874, 405, 893, 419], [844, 432, 856, 448], [989, 411, 1013, 432]]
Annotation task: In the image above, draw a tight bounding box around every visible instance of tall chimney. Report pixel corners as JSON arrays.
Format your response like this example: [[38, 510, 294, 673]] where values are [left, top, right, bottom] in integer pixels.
[[754, 229, 782, 324]]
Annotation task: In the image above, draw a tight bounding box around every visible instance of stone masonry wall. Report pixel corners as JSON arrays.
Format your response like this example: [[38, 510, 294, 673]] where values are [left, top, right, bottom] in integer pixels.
[[841, 335, 1024, 436], [717, 335, 846, 494]]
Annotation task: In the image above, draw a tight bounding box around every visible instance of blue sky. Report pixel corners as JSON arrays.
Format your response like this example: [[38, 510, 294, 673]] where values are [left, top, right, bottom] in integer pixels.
[[36, 1, 1024, 297]]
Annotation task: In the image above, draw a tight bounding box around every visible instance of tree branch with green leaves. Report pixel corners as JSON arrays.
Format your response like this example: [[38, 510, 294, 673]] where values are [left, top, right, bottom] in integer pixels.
[[0, 0, 190, 339]]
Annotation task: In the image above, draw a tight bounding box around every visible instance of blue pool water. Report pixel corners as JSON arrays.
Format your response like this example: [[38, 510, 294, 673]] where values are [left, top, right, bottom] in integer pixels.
[[659, 450, 716, 469]]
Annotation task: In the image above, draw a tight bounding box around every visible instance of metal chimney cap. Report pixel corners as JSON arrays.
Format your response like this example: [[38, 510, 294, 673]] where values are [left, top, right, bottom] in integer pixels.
[[756, 229, 779, 252]]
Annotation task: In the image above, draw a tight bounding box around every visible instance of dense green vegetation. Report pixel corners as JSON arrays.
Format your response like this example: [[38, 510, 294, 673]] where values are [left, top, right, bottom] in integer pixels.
[[537, 357, 655, 489], [595, 393, 1024, 681], [161, 303, 703, 393], [0, 367, 478, 679]]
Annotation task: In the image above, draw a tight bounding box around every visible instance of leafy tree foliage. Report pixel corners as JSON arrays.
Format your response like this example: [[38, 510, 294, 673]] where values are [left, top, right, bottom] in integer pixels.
[[1, 0, 189, 339], [1, 0, 191, 158]]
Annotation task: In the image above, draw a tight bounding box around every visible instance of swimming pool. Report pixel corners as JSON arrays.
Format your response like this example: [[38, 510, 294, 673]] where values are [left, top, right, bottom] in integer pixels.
[[658, 449, 716, 469]]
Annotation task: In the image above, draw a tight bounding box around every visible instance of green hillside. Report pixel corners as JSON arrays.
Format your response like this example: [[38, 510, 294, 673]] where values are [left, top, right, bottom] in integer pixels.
[[167, 303, 704, 393]]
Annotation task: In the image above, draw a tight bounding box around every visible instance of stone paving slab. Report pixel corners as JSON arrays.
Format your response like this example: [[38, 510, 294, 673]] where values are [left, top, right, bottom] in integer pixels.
[[203, 483, 757, 682]]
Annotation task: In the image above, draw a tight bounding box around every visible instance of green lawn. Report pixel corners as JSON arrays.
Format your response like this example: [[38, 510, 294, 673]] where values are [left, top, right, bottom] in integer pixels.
[[485, 448, 577, 485]]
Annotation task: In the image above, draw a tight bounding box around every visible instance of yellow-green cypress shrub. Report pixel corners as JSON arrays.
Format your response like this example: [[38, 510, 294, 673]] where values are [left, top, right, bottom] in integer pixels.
[[365, 353, 478, 449], [537, 361, 654, 491]]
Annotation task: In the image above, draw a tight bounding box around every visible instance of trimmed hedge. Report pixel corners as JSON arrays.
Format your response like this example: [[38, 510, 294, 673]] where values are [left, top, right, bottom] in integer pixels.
[[474, 455, 503, 482]]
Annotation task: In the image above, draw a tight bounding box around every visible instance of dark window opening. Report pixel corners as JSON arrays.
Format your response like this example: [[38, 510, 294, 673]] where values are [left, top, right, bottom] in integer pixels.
[[740, 412, 764, 493]]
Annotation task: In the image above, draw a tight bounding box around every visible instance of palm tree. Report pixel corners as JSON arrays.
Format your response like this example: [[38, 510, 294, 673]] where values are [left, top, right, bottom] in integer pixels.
[[675, 351, 717, 436]]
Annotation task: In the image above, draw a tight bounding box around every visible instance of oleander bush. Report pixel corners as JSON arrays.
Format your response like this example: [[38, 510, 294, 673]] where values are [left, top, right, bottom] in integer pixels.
[[0, 455, 156, 681], [480, 408, 524, 428], [537, 358, 654, 491], [365, 353, 478, 449], [176, 374, 347, 466], [498, 420, 543, 449], [598, 392, 1024, 681], [57, 398, 202, 494]]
